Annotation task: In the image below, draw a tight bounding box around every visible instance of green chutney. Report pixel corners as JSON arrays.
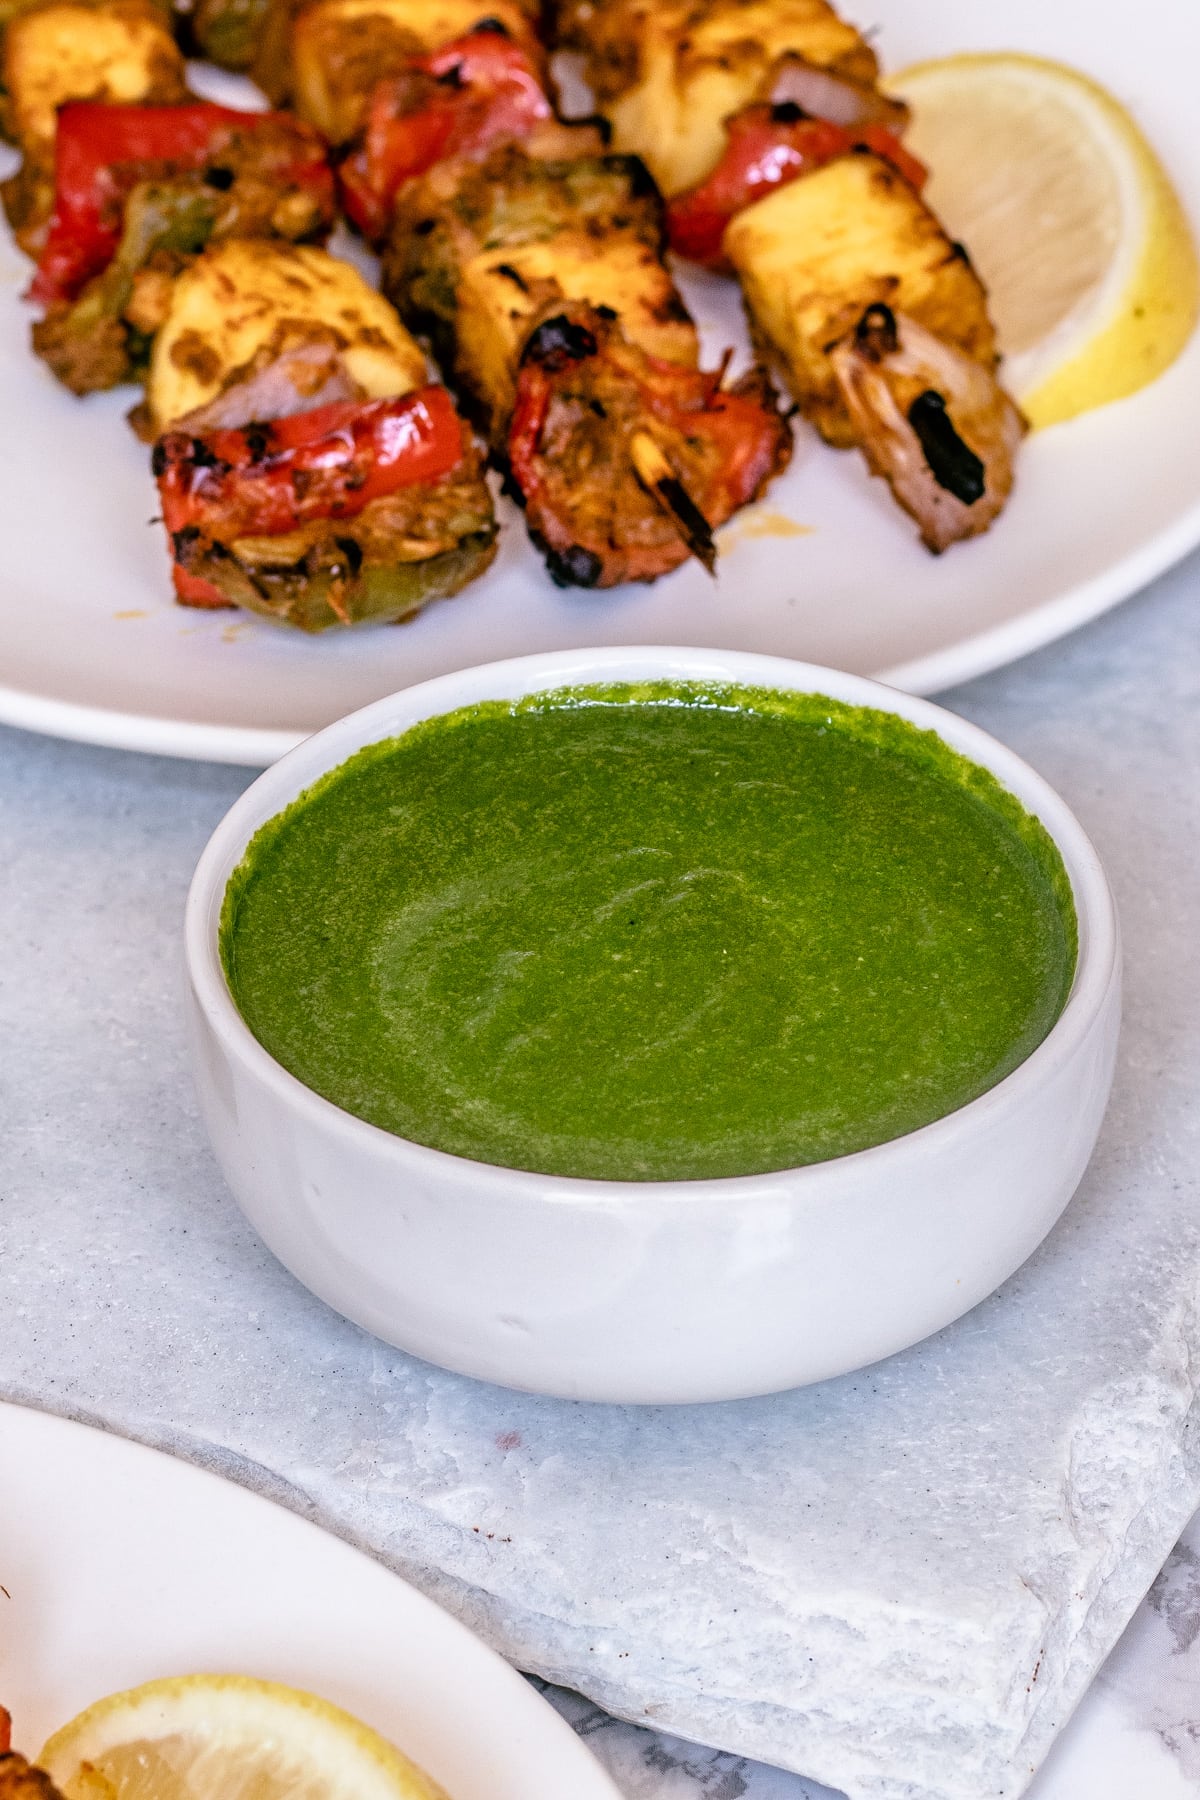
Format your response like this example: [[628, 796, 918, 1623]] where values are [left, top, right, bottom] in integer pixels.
[[221, 683, 1077, 1182]]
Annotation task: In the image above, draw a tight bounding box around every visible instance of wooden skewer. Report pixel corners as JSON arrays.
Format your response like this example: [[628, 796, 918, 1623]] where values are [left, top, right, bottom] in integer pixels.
[[629, 430, 718, 575]]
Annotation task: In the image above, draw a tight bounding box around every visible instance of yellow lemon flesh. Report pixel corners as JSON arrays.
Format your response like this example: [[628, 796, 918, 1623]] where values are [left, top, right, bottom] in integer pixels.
[[38, 1675, 450, 1800], [891, 52, 1199, 429]]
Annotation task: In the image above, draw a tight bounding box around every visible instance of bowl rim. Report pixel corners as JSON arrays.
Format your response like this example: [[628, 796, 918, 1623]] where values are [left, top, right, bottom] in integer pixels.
[[185, 645, 1121, 1201]]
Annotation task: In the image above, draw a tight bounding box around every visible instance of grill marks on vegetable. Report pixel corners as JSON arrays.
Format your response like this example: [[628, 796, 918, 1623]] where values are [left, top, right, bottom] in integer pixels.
[[520, 312, 599, 371], [906, 390, 987, 504]]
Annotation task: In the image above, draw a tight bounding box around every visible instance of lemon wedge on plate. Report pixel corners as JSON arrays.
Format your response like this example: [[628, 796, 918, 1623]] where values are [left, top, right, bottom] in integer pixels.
[[37, 1675, 450, 1800], [892, 52, 1199, 428]]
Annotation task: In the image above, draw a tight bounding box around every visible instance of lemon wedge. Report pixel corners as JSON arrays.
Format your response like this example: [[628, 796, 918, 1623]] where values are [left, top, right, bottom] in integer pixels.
[[37, 1675, 450, 1800], [892, 52, 1199, 428]]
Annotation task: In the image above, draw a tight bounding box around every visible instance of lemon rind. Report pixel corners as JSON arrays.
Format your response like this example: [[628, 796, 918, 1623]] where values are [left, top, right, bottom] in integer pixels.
[[38, 1675, 450, 1800]]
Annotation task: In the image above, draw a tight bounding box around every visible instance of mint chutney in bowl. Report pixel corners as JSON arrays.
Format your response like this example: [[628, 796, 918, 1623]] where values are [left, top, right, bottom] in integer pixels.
[[186, 648, 1120, 1404], [220, 686, 1075, 1183]]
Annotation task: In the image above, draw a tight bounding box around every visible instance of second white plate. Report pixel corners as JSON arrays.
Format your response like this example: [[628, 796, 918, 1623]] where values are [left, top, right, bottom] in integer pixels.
[[0, 1401, 621, 1800], [1, 0, 1197, 764]]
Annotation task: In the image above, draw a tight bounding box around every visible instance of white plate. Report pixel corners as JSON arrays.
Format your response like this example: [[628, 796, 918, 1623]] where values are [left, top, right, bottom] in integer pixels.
[[1, 0, 1197, 765], [0, 1401, 621, 1800]]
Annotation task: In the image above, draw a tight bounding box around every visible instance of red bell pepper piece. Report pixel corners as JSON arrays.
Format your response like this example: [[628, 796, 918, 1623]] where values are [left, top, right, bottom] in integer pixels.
[[856, 123, 929, 195], [338, 27, 549, 240], [666, 104, 927, 269], [508, 319, 789, 581], [32, 101, 332, 307], [667, 111, 851, 267], [171, 565, 233, 607], [510, 358, 784, 519], [154, 387, 465, 546]]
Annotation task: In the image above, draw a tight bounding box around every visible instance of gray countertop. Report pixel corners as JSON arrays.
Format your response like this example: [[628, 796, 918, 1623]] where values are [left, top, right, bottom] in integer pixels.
[[2, 552, 1199, 1799]]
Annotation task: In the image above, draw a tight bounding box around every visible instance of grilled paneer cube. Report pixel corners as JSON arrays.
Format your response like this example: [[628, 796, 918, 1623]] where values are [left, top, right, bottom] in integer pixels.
[[0, 0, 170, 93], [725, 150, 998, 447], [556, 0, 879, 194], [454, 234, 697, 433], [0, 0, 171, 56], [385, 142, 696, 439], [147, 237, 427, 432], [253, 0, 540, 141]]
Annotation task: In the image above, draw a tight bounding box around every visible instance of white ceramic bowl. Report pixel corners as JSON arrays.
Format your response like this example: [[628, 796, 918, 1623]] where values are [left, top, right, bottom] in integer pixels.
[[186, 648, 1121, 1404]]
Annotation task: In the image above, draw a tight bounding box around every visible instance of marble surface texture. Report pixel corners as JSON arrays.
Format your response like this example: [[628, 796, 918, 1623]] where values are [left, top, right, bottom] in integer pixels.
[[541, 1505, 1200, 1799], [2, 552, 1200, 1800]]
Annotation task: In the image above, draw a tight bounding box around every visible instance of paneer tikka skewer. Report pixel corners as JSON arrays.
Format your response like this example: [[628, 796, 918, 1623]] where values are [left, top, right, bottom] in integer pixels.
[[558, 0, 1025, 552], [0, 0, 499, 627], [249, 0, 793, 585]]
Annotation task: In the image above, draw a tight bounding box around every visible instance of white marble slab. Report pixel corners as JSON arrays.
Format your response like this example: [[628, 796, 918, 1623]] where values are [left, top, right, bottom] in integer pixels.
[[548, 1507, 1200, 1800], [2, 550, 1199, 1800]]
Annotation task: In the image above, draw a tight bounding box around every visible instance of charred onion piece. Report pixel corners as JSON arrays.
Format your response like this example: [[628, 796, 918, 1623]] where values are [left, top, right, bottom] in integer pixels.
[[830, 304, 1024, 554], [762, 53, 910, 135], [171, 326, 367, 432]]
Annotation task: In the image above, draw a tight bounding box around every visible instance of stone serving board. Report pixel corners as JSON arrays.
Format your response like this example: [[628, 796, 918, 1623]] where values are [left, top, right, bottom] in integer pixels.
[[541, 1507, 1200, 1798], [1, 557, 1199, 1799]]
